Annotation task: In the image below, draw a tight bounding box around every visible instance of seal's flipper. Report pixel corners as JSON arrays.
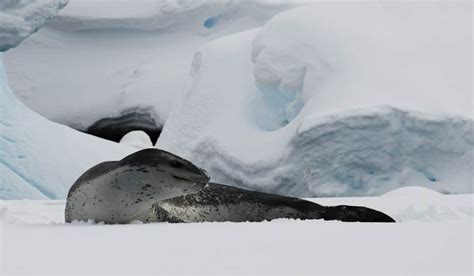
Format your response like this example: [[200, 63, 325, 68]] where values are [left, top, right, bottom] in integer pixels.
[[153, 183, 326, 222], [321, 205, 395, 223], [153, 183, 395, 223]]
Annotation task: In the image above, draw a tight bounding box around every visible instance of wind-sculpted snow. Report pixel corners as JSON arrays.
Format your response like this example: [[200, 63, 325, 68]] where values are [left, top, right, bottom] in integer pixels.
[[0, 0, 68, 51], [0, 56, 135, 199], [164, 106, 472, 197], [119, 130, 153, 149], [158, 3, 473, 197], [0, 0, 136, 200], [49, 0, 297, 31], [4, 0, 300, 138], [294, 108, 473, 196]]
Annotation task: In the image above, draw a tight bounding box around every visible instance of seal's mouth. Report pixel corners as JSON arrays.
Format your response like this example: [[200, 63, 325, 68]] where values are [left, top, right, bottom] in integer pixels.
[[170, 170, 209, 184]]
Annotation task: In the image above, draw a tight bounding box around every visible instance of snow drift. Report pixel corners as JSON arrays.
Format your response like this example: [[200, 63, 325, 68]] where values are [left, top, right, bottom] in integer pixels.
[[119, 130, 153, 149], [3, 0, 300, 137], [158, 2, 473, 197], [0, 0, 68, 51], [0, 0, 135, 199]]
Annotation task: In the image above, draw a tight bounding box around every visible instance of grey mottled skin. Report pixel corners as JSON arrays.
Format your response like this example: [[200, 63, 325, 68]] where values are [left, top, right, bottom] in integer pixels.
[[66, 149, 395, 223], [65, 149, 209, 223]]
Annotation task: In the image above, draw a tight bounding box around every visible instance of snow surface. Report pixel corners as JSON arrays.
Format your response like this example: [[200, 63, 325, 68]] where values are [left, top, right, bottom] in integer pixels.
[[119, 130, 153, 149], [0, 0, 138, 199], [3, 0, 301, 131], [1, 1, 472, 201], [0, 56, 136, 200], [158, 2, 473, 197], [1, 187, 473, 275], [0, 0, 68, 51]]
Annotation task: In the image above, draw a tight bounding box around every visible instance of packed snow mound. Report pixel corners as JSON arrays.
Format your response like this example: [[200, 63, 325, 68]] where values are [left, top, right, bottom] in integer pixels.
[[158, 2, 473, 197], [0, 1, 137, 199], [0, 56, 135, 199], [51, 0, 297, 31], [119, 130, 153, 149], [316, 186, 473, 222], [382, 186, 443, 198], [3, 0, 300, 136], [374, 186, 473, 222], [0, 0, 68, 51], [251, 2, 472, 126]]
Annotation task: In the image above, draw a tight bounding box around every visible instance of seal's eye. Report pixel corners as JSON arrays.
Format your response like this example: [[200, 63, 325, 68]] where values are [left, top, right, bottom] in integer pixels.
[[170, 160, 184, 169]]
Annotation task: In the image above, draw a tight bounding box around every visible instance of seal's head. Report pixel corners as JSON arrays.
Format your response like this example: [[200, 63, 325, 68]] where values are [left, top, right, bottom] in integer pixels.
[[121, 148, 209, 183], [65, 148, 210, 223]]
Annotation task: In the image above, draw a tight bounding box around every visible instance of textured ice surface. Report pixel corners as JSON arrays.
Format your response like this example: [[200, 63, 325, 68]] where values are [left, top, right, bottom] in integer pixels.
[[3, 0, 300, 133], [0, 0, 68, 51], [0, 3, 136, 199], [0, 56, 135, 199], [158, 3, 473, 197]]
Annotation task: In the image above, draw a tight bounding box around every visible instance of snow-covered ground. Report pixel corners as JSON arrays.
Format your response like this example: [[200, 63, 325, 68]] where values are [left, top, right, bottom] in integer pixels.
[[1, 187, 473, 275]]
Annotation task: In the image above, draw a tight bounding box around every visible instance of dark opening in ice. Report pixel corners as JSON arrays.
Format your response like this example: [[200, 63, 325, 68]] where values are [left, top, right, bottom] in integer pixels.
[[85, 110, 162, 144]]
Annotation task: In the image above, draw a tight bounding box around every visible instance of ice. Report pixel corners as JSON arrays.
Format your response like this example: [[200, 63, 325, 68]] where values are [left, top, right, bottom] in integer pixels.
[[203, 16, 218, 29], [0, 0, 68, 51], [158, 2, 473, 197], [0, 0, 136, 199], [1, 1, 472, 199], [3, 0, 301, 134], [0, 55, 136, 200]]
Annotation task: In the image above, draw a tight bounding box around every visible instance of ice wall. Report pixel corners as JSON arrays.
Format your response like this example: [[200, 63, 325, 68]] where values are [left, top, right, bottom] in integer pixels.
[[0, 0, 135, 199], [158, 3, 473, 197]]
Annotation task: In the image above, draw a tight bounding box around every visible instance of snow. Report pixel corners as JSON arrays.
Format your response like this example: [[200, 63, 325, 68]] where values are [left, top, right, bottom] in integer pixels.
[[119, 130, 153, 149], [3, 0, 301, 131], [0, 0, 68, 51], [1, 187, 473, 275], [0, 3, 472, 273], [0, 0, 138, 200], [0, 55, 136, 200], [158, 2, 473, 197]]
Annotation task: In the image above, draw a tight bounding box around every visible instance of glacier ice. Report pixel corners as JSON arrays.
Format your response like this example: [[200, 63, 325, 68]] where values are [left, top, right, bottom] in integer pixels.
[[158, 3, 473, 197], [3, 0, 301, 138], [0, 0, 68, 51], [1, 1, 472, 199], [0, 1, 136, 199], [0, 55, 135, 199]]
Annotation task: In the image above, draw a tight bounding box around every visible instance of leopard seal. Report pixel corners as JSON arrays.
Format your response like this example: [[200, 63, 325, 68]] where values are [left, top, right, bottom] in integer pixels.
[[65, 148, 395, 223]]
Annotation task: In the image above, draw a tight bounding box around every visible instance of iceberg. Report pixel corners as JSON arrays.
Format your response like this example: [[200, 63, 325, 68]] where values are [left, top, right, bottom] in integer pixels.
[[3, 0, 300, 139], [158, 3, 473, 197], [0, 0, 135, 199]]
